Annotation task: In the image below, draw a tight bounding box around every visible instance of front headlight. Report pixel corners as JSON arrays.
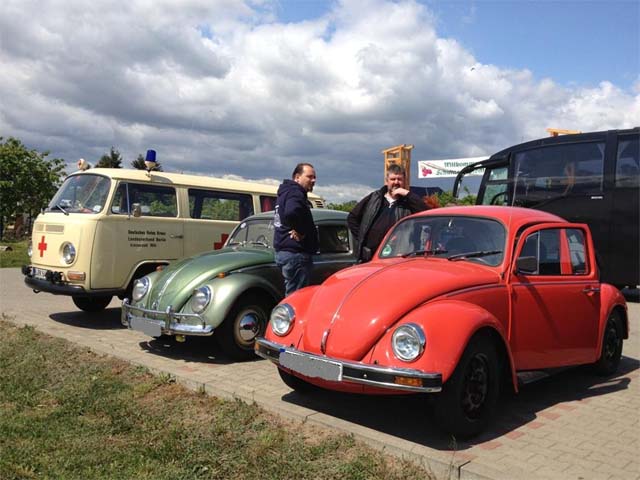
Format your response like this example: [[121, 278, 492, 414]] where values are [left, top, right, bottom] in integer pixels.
[[270, 304, 295, 336], [132, 277, 150, 302], [61, 242, 76, 265], [190, 286, 212, 313], [391, 323, 426, 362]]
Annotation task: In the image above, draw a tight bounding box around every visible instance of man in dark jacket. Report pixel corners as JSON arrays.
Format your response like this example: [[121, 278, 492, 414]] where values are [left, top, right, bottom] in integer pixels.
[[348, 164, 427, 262], [274, 163, 319, 295]]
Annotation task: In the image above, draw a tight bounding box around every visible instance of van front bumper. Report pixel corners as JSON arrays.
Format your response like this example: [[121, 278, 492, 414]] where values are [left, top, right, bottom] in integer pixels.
[[121, 299, 215, 337], [255, 338, 442, 393], [22, 265, 122, 297]]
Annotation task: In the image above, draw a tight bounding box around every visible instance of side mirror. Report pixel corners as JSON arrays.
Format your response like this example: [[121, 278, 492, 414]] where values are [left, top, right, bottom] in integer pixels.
[[131, 203, 142, 218], [516, 255, 538, 274]]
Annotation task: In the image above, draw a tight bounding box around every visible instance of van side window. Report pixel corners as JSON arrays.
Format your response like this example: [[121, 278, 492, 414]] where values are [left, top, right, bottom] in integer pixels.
[[615, 136, 639, 188], [111, 183, 177, 217], [317, 225, 350, 254], [259, 195, 277, 212], [513, 142, 605, 204], [188, 189, 254, 221]]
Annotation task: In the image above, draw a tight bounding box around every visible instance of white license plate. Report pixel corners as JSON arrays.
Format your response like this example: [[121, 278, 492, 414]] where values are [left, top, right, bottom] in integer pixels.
[[32, 267, 47, 280], [279, 350, 343, 381], [130, 317, 163, 337]]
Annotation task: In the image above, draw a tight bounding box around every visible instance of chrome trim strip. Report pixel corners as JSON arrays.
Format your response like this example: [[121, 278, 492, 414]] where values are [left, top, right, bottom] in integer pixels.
[[255, 338, 442, 393]]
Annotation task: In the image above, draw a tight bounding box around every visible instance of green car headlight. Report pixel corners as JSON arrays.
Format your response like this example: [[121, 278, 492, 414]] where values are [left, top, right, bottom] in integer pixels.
[[132, 277, 150, 302], [190, 286, 212, 313], [391, 323, 426, 362], [270, 304, 295, 336]]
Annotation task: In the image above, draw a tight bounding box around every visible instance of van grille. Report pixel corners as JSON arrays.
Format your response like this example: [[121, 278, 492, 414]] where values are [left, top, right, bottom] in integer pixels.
[[312, 199, 326, 208], [35, 224, 65, 233]]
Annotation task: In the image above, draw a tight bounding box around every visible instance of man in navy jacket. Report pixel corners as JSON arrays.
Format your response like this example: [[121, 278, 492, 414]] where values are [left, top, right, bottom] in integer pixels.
[[274, 163, 319, 295]]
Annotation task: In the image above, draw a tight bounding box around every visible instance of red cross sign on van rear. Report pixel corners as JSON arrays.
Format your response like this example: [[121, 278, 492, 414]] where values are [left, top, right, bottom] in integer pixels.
[[38, 236, 48, 257]]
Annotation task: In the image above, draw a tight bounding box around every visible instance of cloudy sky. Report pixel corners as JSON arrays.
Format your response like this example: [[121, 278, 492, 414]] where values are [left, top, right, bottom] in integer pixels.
[[1, 0, 638, 203]]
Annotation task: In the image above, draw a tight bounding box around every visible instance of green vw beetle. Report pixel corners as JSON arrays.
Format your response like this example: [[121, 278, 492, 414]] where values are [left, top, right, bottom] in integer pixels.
[[122, 209, 356, 360]]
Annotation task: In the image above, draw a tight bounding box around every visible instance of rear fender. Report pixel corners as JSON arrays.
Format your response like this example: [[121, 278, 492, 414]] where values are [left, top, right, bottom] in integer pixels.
[[369, 299, 518, 390], [595, 284, 629, 357]]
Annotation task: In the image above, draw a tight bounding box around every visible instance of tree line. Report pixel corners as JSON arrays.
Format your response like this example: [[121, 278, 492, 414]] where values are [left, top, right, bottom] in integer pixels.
[[0, 139, 161, 239]]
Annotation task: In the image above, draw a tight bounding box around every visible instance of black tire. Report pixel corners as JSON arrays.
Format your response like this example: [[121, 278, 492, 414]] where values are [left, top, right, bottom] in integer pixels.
[[593, 311, 623, 376], [216, 295, 273, 361], [433, 335, 500, 439], [277, 368, 315, 393], [72, 295, 113, 312]]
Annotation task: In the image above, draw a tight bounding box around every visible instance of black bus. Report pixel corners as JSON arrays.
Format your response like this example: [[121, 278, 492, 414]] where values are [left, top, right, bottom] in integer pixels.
[[453, 128, 639, 288]]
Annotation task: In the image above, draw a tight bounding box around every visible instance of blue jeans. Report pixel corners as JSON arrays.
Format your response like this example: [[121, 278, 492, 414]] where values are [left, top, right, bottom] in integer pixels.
[[275, 251, 313, 296]]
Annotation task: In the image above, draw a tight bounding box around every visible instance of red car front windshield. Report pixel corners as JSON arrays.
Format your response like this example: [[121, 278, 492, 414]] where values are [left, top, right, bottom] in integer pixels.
[[378, 215, 506, 266]]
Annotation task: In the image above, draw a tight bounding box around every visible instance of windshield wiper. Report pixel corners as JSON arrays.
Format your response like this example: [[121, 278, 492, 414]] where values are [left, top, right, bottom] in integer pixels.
[[51, 204, 69, 215], [402, 248, 448, 258], [448, 250, 502, 261], [249, 240, 270, 248], [226, 241, 245, 247]]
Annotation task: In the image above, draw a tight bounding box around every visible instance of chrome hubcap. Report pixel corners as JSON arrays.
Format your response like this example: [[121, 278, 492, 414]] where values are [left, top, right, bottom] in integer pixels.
[[238, 312, 260, 342]]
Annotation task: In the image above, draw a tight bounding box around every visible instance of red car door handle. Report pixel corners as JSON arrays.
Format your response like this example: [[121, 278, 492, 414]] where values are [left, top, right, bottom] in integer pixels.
[[582, 287, 600, 294]]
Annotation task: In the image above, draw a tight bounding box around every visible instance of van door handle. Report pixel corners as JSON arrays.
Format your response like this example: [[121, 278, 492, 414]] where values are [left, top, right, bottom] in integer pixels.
[[170, 234, 183, 239], [582, 287, 600, 294]]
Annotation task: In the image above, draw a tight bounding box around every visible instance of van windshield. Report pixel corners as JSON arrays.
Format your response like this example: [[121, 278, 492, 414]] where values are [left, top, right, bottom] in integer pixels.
[[47, 174, 111, 214]]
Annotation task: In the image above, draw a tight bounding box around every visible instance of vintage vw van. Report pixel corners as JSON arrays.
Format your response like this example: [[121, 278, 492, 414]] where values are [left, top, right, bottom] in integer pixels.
[[22, 168, 325, 312]]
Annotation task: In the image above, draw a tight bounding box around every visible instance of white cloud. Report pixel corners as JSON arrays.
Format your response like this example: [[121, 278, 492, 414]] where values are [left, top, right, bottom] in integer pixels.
[[0, 0, 637, 204]]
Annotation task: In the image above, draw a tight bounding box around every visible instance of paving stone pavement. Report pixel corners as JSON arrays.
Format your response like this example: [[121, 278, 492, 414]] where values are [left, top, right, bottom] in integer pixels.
[[1, 267, 639, 480]]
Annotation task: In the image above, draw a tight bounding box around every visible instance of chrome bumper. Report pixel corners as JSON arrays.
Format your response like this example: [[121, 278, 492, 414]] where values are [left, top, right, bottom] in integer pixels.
[[121, 299, 214, 337], [255, 338, 442, 393]]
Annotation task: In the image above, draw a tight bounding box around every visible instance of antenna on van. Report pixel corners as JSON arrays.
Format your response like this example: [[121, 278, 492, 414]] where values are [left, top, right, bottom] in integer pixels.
[[144, 149, 157, 175]]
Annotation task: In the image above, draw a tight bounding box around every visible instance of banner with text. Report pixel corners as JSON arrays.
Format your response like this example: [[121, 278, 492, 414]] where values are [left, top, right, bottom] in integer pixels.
[[418, 158, 486, 178]]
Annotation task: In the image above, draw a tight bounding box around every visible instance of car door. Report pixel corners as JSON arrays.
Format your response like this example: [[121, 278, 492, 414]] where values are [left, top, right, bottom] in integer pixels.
[[509, 224, 600, 370], [93, 181, 183, 290], [311, 223, 357, 284]]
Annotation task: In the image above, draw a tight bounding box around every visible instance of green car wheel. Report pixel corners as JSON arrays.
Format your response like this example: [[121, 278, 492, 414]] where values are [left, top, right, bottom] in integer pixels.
[[216, 294, 274, 361]]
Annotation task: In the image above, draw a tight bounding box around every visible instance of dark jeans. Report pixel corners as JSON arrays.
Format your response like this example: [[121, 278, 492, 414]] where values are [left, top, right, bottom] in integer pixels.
[[275, 251, 312, 296]]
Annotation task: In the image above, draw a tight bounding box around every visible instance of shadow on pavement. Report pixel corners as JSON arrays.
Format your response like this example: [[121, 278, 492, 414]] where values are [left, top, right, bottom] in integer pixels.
[[136, 335, 262, 366], [280, 355, 639, 451], [49, 307, 124, 329]]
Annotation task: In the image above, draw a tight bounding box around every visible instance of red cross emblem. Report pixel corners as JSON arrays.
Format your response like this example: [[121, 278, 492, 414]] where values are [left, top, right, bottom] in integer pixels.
[[213, 233, 229, 250], [37, 235, 48, 257]]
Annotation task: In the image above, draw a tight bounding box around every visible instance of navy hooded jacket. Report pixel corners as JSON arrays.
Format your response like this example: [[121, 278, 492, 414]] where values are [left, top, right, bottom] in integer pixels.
[[273, 179, 318, 254]]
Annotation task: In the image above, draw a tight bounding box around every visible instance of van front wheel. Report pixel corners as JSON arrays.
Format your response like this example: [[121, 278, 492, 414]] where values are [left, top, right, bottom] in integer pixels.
[[72, 295, 112, 312]]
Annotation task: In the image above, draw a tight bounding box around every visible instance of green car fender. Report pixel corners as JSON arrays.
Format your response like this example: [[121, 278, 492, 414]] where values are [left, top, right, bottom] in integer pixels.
[[202, 272, 283, 330]]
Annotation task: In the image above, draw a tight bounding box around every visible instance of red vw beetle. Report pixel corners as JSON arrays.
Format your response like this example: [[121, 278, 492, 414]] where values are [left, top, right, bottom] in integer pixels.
[[256, 206, 628, 438]]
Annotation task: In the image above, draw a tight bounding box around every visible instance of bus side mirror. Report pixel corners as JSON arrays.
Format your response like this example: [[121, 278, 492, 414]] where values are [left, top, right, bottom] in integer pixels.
[[131, 203, 142, 218], [516, 256, 538, 274]]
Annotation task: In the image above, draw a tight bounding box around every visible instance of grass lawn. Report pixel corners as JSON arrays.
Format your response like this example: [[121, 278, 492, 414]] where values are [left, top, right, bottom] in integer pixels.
[[0, 239, 29, 268], [0, 318, 437, 480]]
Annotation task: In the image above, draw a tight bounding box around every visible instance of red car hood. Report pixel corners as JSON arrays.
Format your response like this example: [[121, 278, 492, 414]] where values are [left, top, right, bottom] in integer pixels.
[[299, 258, 501, 360]]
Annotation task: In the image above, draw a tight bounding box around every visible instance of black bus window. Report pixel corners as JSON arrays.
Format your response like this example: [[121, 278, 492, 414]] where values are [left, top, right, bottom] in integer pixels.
[[513, 142, 605, 204], [615, 137, 639, 188]]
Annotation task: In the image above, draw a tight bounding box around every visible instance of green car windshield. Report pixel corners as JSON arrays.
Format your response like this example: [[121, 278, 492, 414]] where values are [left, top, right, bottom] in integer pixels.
[[378, 215, 506, 266], [226, 218, 275, 248]]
